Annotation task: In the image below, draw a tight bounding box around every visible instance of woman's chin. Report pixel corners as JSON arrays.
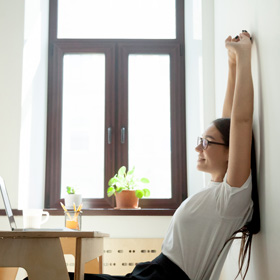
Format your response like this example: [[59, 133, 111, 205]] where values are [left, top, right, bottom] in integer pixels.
[[196, 164, 205, 172]]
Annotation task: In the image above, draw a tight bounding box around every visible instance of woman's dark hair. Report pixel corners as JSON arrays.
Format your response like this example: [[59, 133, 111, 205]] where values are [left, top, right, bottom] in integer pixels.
[[213, 118, 261, 279]]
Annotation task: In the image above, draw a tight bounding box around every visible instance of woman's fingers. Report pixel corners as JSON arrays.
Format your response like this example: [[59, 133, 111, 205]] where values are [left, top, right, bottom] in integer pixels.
[[225, 36, 232, 44], [225, 35, 240, 44], [226, 31, 250, 44], [241, 31, 251, 39], [233, 35, 240, 42], [238, 33, 252, 44]]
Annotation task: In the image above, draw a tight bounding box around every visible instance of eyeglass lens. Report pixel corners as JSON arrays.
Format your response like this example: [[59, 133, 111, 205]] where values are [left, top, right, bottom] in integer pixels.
[[197, 137, 208, 149]]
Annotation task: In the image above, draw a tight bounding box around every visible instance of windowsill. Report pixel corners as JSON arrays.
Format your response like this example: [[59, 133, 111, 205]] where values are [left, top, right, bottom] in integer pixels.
[[0, 208, 175, 216]]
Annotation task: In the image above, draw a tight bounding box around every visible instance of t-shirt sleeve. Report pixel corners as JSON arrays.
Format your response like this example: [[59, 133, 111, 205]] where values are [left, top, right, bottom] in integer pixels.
[[215, 173, 253, 218]]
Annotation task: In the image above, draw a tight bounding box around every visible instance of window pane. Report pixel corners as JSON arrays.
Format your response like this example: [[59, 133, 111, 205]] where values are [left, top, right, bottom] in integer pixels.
[[61, 54, 105, 199], [128, 55, 171, 199], [57, 0, 176, 39]]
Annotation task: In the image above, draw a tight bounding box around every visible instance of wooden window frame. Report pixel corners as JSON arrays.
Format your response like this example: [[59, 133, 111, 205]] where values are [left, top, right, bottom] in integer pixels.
[[45, 0, 187, 213]]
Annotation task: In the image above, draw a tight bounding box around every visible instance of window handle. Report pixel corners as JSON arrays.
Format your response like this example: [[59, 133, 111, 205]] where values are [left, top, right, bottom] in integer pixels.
[[108, 127, 112, 144], [121, 127, 126, 144]]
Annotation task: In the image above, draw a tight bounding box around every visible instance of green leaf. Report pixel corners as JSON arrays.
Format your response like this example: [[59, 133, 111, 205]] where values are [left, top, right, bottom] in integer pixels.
[[108, 177, 118, 186], [140, 178, 150, 184], [118, 166, 126, 177], [143, 188, 150, 197], [107, 186, 115, 197], [66, 186, 75, 194], [135, 190, 144, 199]]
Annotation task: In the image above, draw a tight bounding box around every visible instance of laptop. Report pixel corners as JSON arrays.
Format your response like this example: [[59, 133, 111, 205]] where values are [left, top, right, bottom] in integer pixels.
[[0, 176, 74, 232]]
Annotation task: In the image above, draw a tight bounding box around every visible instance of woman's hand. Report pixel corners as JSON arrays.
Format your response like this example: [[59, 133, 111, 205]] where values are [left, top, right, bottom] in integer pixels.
[[225, 32, 251, 65]]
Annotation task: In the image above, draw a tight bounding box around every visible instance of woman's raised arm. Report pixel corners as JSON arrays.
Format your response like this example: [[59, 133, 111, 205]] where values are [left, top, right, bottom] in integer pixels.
[[225, 32, 254, 187]]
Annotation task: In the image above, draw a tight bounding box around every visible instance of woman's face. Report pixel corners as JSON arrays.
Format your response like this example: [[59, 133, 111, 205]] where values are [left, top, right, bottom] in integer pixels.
[[195, 124, 229, 182]]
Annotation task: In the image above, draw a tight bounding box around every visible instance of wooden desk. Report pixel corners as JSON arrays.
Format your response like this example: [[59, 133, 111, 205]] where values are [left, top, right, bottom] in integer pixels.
[[0, 230, 109, 280]]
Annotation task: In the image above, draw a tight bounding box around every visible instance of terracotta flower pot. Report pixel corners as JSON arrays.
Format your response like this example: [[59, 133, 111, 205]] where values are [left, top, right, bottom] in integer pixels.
[[115, 190, 139, 209]]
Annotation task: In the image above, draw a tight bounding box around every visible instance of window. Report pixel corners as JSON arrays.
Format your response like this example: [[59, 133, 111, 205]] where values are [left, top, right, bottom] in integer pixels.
[[45, 0, 187, 211]]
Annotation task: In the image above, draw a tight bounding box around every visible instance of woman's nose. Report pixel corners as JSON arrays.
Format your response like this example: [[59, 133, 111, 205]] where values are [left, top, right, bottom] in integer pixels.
[[195, 144, 203, 152]]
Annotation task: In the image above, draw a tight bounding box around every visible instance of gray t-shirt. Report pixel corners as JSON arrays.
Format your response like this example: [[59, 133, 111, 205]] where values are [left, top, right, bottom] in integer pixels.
[[161, 174, 253, 280]]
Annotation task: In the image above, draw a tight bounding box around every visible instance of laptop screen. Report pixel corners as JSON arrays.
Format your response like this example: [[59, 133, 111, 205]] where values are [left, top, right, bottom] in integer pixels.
[[0, 176, 17, 230]]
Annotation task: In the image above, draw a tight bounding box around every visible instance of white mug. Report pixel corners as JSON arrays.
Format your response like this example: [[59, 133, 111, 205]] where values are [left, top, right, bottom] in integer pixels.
[[23, 209, 49, 229]]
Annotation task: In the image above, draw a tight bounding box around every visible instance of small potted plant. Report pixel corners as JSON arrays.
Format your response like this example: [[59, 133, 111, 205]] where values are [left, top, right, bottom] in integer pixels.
[[107, 166, 150, 209], [64, 186, 82, 209]]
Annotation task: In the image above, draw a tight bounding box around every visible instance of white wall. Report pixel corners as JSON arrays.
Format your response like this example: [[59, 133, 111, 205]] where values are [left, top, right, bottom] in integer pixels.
[[17, 0, 50, 209], [214, 0, 280, 279], [0, 0, 48, 210], [0, 0, 24, 208]]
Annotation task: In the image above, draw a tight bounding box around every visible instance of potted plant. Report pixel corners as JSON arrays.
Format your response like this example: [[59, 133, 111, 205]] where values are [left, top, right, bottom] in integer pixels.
[[64, 186, 82, 209], [107, 166, 150, 209]]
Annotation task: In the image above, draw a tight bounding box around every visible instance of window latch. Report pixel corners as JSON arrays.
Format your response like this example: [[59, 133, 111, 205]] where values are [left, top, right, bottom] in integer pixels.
[[121, 127, 126, 144], [108, 127, 112, 144]]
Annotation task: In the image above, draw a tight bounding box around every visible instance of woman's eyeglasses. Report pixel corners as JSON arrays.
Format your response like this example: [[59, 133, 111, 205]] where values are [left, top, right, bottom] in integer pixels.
[[197, 137, 227, 150]]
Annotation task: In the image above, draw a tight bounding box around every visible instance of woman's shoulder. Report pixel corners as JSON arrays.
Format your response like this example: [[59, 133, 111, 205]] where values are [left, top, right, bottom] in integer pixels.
[[224, 171, 252, 191]]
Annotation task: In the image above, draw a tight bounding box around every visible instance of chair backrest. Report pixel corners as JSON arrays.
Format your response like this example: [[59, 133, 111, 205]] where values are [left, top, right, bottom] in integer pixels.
[[60, 237, 101, 273], [0, 268, 18, 280]]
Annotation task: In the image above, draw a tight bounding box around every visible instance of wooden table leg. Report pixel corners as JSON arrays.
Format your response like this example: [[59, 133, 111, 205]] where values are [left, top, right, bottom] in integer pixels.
[[74, 238, 84, 280], [74, 238, 104, 280], [0, 238, 69, 280], [99, 256, 103, 274]]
